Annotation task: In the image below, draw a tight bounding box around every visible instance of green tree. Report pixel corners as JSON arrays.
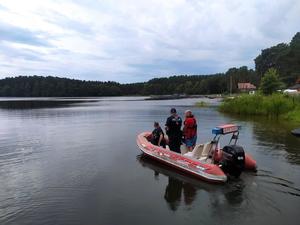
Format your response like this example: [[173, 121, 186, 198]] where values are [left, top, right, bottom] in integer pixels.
[[255, 32, 300, 85], [260, 68, 284, 95]]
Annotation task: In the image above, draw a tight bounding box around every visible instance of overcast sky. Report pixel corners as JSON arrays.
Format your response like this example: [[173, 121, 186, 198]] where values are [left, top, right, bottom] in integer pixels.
[[0, 0, 299, 83]]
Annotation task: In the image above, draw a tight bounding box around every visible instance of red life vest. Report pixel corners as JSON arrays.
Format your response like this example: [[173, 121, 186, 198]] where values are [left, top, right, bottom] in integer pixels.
[[183, 117, 197, 139]]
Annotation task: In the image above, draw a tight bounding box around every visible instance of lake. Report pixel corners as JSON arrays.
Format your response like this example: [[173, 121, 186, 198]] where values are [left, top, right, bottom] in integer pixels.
[[0, 97, 299, 225]]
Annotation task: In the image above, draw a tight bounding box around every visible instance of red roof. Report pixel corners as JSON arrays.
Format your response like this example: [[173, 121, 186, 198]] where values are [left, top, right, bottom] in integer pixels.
[[238, 83, 256, 90]]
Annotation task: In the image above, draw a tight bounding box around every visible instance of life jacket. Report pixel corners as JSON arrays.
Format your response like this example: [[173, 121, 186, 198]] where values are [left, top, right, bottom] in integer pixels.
[[183, 116, 197, 139]]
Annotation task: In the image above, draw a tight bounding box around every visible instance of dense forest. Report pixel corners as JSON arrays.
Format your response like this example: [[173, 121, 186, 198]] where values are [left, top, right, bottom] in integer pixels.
[[0, 68, 257, 97], [255, 32, 300, 85], [0, 32, 299, 97]]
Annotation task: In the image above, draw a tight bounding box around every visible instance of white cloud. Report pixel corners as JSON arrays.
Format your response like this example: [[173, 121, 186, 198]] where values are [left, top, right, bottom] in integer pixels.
[[0, 0, 299, 82]]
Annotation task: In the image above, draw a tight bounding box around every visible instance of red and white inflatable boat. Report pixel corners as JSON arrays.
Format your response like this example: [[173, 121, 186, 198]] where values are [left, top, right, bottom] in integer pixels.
[[137, 124, 257, 183]]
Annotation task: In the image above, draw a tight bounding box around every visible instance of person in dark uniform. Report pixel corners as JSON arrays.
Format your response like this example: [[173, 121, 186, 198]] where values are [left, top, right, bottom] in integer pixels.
[[165, 108, 182, 153], [151, 122, 166, 148]]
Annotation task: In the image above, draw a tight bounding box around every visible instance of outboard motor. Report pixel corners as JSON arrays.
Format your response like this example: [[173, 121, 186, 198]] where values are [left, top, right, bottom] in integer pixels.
[[220, 145, 245, 178]]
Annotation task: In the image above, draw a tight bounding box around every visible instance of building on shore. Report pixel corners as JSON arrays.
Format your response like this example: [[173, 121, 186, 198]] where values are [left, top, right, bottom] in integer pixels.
[[237, 83, 257, 94]]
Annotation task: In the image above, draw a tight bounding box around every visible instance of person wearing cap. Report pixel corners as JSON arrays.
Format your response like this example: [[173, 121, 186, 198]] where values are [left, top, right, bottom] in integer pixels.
[[151, 122, 166, 148], [165, 108, 182, 153], [183, 110, 197, 151]]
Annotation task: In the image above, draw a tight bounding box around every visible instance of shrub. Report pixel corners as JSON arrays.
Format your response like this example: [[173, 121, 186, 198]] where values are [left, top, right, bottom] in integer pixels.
[[264, 94, 294, 117], [219, 93, 299, 121]]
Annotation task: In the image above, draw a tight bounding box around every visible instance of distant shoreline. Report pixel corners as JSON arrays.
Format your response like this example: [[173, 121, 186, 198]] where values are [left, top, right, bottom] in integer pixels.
[[0, 94, 222, 100], [145, 94, 222, 100]]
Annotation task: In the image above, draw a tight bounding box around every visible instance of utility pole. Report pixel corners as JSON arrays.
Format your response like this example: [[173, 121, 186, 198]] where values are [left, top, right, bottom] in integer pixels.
[[230, 75, 233, 95]]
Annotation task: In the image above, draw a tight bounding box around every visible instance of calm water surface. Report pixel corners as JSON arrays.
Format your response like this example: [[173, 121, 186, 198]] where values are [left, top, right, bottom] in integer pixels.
[[0, 97, 299, 225]]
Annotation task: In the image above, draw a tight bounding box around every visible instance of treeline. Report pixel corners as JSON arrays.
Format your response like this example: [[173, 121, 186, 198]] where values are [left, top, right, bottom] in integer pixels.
[[0, 32, 299, 97], [0, 76, 124, 97], [0, 68, 256, 97], [142, 67, 257, 95]]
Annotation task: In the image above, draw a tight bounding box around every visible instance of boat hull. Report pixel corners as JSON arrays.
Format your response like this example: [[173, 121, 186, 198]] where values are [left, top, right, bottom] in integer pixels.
[[137, 132, 227, 183]]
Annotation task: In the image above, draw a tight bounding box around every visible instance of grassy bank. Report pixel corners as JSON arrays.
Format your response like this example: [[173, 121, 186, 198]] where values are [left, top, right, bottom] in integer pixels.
[[195, 101, 209, 107], [219, 94, 300, 123]]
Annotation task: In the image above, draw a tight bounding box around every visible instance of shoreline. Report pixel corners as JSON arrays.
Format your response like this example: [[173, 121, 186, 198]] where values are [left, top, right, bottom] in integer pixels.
[[218, 94, 300, 124], [145, 94, 222, 100]]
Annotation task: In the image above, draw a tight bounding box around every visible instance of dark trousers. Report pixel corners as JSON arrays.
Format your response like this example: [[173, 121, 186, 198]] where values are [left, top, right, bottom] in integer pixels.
[[168, 136, 181, 153], [151, 138, 166, 148]]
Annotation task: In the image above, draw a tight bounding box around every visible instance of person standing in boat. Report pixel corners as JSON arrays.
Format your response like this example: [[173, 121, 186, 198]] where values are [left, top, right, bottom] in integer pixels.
[[151, 122, 166, 148], [183, 110, 197, 151], [165, 108, 182, 153]]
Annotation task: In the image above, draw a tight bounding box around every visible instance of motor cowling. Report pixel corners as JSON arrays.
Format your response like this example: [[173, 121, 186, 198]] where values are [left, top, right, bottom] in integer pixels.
[[220, 145, 245, 178]]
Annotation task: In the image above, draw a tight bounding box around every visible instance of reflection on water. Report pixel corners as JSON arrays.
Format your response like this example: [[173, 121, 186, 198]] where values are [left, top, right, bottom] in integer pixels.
[[138, 155, 247, 210], [164, 177, 183, 210], [140, 155, 199, 211], [164, 178, 197, 211], [223, 113, 300, 165], [252, 119, 300, 164], [138, 154, 200, 210], [0, 99, 96, 109], [255, 169, 300, 197], [138, 143, 300, 224], [224, 181, 245, 206], [0, 97, 300, 225]]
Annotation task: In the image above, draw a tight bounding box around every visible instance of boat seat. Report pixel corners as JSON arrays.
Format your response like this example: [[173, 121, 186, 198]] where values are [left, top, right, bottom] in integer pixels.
[[199, 142, 216, 161], [201, 142, 213, 157], [184, 144, 204, 159]]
